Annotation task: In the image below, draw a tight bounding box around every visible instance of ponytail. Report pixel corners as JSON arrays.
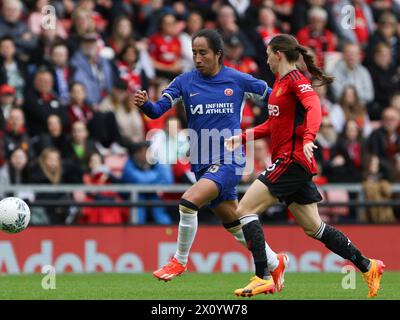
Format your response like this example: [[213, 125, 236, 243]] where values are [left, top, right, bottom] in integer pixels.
[[297, 45, 334, 86]]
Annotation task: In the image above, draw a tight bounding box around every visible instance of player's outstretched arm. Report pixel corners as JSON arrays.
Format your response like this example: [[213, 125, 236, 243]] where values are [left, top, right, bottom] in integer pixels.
[[225, 119, 271, 151], [129, 90, 172, 119]]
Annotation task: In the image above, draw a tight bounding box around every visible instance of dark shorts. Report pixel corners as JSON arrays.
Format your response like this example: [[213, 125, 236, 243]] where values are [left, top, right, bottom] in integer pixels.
[[194, 164, 242, 208], [257, 158, 322, 206]]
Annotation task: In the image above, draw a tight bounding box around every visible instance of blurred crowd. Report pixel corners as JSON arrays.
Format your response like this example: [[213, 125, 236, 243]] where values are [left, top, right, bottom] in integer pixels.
[[0, 0, 400, 225]]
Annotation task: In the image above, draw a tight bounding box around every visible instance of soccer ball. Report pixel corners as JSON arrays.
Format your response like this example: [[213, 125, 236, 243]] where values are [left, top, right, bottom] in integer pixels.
[[0, 197, 30, 234]]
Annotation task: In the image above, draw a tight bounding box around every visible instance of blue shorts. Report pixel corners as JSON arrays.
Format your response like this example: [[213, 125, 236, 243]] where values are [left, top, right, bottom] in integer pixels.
[[194, 164, 242, 209]]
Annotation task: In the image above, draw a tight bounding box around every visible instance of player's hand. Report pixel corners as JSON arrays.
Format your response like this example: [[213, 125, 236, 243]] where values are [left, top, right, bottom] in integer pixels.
[[131, 90, 149, 107], [225, 135, 242, 151], [303, 142, 318, 163]]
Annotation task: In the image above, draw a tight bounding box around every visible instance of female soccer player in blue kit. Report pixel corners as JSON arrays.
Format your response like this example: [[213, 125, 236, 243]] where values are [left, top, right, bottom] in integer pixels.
[[132, 29, 288, 291]]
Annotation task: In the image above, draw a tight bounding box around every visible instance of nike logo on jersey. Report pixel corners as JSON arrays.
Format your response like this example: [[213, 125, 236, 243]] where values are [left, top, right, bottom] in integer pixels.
[[190, 92, 200, 97]]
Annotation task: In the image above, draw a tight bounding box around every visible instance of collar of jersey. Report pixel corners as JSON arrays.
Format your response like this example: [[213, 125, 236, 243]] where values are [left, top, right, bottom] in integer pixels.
[[278, 68, 298, 82]]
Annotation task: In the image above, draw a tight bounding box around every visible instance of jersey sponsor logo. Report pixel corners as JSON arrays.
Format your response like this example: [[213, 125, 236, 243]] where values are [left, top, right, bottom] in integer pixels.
[[268, 104, 280, 116], [298, 84, 313, 93], [190, 104, 204, 114], [190, 92, 200, 97], [190, 103, 234, 115], [224, 88, 233, 96]]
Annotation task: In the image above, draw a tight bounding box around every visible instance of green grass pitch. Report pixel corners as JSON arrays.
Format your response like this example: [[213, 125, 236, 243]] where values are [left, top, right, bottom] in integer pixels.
[[0, 272, 399, 300]]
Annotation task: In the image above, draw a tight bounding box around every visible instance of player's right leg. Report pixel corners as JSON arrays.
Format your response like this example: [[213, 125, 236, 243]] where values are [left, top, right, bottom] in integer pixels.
[[153, 178, 219, 281], [289, 201, 385, 298], [234, 179, 278, 296]]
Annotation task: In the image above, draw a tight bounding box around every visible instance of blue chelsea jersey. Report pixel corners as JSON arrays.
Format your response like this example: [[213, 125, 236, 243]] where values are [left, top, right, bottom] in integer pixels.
[[151, 66, 269, 173]]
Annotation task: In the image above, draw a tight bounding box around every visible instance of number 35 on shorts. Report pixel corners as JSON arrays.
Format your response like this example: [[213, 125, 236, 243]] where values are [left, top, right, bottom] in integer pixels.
[[208, 165, 220, 173]]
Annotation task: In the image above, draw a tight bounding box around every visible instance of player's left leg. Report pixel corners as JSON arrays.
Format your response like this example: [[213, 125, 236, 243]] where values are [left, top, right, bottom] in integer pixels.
[[212, 200, 284, 282], [233, 180, 280, 296], [289, 202, 385, 298]]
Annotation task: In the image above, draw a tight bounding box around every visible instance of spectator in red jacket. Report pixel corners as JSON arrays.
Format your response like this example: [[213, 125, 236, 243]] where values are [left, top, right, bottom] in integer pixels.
[[296, 6, 336, 68], [148, 13, 183, 80], [257, 6, 281, 48], [80, 152, 127, 224]]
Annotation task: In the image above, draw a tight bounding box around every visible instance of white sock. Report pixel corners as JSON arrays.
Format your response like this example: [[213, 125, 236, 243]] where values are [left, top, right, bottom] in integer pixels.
[[174, 208, 198, 265], [227, 220, 279, 271]]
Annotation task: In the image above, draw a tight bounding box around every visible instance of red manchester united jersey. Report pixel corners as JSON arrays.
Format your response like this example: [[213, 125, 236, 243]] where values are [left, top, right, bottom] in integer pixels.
[[148, 33, 181, 65], [242, 69, 321, 174]]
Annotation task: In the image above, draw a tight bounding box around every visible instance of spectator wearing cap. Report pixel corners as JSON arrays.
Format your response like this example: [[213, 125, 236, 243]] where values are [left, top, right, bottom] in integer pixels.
[[23, 68, 69, 137], [0, 0, 37, 54], [223, 35, 259, 75], [121, 141, 173, 225], [223, 34, 259, 131], [98, 79, 145, 143], [296, 6, 336, 68], [0, 36, 27, 106], [0, 84, 16, 129], [70, 32, 114, 105]]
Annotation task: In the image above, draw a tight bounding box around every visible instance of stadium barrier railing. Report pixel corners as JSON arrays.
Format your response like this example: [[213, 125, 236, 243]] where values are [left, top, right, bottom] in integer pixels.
[[1, 184, 400, 224]]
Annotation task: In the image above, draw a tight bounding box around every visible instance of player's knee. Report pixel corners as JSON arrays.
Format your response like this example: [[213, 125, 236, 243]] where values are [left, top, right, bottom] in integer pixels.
[[303, 224, 322, 238], [179, 198, 199, 214], [236, 203, 249, 218], [223, 220, 241, 232], [304, 229, 316, 237]]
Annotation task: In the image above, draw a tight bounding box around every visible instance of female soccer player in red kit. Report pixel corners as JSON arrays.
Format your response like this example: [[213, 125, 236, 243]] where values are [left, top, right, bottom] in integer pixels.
[[226, 34, 385, 298]]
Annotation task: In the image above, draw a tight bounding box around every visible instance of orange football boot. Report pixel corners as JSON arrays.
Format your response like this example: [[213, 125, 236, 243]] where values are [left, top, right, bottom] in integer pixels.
[[234, 276, 275, 297], [153, 258, 187, 282], [362, 259, 385, 298], [271, 253, 289, 292]]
